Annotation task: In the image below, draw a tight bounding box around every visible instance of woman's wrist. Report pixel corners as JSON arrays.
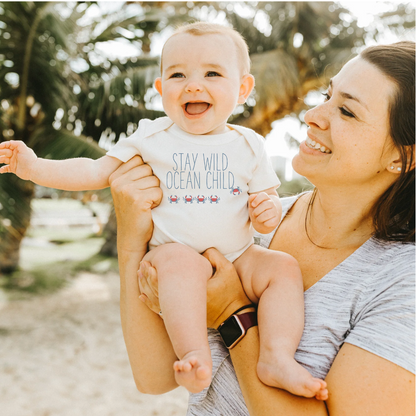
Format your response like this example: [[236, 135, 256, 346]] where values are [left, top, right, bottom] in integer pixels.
[[211, 300, 254, 329]]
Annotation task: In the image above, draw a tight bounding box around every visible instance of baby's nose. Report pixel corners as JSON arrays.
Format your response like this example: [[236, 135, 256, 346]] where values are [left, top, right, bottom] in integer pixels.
[[185, 81, 203, 93]]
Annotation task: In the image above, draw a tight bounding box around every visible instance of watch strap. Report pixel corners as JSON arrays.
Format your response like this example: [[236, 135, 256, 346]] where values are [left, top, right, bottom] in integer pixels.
[[236, 311, 257, 330]]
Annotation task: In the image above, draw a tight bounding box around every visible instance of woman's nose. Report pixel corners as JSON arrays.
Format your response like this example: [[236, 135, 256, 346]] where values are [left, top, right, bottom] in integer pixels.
[[304, 103, 330, 130]]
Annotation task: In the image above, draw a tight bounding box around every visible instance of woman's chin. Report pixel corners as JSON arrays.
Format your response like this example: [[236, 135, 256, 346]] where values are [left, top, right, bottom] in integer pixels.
[[291, 153, 312, 179]]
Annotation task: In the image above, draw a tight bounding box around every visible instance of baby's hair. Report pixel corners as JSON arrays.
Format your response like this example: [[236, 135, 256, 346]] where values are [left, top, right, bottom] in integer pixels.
[[160, 22, 251, 75]]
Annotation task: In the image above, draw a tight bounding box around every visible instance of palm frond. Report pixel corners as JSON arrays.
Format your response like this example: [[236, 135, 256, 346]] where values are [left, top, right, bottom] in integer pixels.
[[30, 127, 106, 160], [77, 63, 165, 140]]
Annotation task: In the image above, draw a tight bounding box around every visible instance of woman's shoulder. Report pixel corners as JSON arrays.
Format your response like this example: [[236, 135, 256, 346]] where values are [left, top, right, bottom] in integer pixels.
[[362, 238, 415, 278]]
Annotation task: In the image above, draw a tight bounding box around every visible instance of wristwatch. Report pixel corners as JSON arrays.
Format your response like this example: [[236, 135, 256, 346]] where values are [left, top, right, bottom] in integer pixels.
[[217, 305, 258, 349]]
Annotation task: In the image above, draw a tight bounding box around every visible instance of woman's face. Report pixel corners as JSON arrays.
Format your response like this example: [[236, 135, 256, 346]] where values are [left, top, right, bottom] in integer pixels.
[[293, 57, 399, 190]]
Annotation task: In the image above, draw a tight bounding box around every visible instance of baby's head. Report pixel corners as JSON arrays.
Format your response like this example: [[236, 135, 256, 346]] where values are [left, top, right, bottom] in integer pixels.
[[154, 22, 254, 135]]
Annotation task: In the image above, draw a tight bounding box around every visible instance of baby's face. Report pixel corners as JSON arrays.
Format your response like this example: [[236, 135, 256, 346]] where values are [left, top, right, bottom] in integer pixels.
[[155, 33, 251, 135]]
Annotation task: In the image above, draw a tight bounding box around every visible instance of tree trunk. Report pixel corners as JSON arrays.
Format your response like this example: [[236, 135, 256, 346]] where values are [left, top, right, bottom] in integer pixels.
[[98, 206, 118, 258], [0, 176, 35, 274]]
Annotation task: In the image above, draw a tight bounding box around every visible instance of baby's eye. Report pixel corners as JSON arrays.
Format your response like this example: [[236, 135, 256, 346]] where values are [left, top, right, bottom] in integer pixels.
[[206, 71, 221, 77], [169, 72, 185, 79]]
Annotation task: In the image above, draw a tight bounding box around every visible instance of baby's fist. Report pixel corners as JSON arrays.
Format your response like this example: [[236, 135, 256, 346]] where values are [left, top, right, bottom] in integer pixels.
[[249, 192, 281, 234], [0, 140, 38, 180]]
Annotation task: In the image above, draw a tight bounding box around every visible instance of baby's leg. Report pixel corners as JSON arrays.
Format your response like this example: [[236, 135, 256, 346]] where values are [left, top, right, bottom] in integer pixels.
[[143, 243, 213, 393], [234, 245, 327, 399]]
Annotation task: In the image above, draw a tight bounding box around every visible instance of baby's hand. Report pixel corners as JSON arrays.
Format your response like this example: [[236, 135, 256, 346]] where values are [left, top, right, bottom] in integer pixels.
[[0, 140, 38, 180], [249, 192, 281, 234]]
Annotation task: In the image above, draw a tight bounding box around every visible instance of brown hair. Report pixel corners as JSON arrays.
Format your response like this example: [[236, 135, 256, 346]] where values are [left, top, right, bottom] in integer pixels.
[[360, 41, 415, 242], [160, 22, 251, 75]]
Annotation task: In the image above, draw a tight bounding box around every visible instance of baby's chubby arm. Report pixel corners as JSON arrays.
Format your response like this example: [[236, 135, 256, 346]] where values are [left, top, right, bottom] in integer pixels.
[[248, 188, 282, 234], [0, 140, 122, 191]]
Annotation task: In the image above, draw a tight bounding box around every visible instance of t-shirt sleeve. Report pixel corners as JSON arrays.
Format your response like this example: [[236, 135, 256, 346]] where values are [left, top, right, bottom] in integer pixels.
[[248, 141, 281, 193], [106, 121, 146, 162], [345, 249, 415, 374]]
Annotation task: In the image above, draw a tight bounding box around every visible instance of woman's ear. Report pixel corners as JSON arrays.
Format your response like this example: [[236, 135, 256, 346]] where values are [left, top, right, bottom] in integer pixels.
[[154, 78, 162, 96], [387, 144, 415, 174], [238, 74, 255, 104]]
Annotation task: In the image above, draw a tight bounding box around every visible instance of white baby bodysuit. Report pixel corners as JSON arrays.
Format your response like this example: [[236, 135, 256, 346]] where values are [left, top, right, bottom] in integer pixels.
[[107, 117, 280, 262]]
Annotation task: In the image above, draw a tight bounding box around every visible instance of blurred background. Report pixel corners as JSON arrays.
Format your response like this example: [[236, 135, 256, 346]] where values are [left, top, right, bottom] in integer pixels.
[[0, 2, 414, 415]]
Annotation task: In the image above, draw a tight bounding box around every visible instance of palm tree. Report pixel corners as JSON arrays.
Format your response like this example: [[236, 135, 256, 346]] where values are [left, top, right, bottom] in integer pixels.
[[0, 1, 191, 273]]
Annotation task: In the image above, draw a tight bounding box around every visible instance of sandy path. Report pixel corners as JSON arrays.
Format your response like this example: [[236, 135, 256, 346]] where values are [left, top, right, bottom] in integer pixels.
[[0, 272, 189, 416]]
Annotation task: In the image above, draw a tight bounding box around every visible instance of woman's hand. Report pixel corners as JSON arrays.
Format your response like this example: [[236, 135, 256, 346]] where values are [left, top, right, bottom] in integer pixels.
[[202, 248, 252, 328], [109, 156, 162, 251], [138, 261, 161, 316], [138, 248, 252, 328]]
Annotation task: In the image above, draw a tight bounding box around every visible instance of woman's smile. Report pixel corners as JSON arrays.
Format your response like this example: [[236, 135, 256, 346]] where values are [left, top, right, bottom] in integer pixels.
[[305, 137, 332, 154]]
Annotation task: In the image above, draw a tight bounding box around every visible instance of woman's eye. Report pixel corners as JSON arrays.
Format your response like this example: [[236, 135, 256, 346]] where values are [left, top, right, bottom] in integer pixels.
[[170, 73, 185, 79], [321, 92, 330, 101], [339, 107, 355, 118], [206, 71, 220, 77]]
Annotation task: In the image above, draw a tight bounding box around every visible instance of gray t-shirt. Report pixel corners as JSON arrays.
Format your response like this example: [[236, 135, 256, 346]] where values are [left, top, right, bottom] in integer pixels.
[[187, 194, 416, 416]]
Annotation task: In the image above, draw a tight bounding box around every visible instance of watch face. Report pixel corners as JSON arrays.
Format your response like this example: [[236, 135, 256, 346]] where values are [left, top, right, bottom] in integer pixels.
[[220, 316, 244, 348]]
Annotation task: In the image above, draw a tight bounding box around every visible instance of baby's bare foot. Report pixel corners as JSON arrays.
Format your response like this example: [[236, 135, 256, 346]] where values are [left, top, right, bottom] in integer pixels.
[[174, 349, 212, 393], [257, 357, 328, 400]]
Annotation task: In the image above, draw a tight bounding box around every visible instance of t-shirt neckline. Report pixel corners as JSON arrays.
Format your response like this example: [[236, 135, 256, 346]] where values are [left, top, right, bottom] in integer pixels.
[[267, 192, 375, 293], [169, 123, 240, 145]]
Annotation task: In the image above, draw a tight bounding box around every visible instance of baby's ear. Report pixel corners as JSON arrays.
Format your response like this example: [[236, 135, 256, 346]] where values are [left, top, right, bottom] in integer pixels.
[[238, 74, 255, 104], [154, 78, 163, 96]]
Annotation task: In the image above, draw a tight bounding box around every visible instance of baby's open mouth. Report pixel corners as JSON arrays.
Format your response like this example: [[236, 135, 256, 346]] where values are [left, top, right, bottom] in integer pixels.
[[185, 102, 211, 115]]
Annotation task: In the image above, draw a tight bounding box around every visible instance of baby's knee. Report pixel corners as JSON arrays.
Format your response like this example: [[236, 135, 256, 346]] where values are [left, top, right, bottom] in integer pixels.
[[277, 251, 300, 270], [248, 247, 302, 281], [146, 243, 212, 277]]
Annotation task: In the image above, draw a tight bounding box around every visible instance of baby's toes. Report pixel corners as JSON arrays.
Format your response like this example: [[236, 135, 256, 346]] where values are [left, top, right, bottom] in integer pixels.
[[315, 388, 329, 401], [173, 361, 181, 372], [318, 379, 327, 390], [306, 379, 322, 392]]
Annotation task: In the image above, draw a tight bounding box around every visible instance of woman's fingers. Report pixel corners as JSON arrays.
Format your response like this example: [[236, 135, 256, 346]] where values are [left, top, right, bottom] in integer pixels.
[[138, 293, 161, 316], [202, 247, 234, 276], [109, 156, 163, 212], [202, 248, 251, 329], [109, 161, 154, 189], [139, 261, 159, 297], [108, 155, 144, 183], [138, 261, 161, 316]]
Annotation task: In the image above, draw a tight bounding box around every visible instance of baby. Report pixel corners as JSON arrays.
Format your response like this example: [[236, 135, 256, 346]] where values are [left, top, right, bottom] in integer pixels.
[[0, 23, 326, 397]]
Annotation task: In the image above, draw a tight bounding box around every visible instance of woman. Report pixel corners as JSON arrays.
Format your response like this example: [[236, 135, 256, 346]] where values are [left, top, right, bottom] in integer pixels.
[[109, 42, 415, 415]]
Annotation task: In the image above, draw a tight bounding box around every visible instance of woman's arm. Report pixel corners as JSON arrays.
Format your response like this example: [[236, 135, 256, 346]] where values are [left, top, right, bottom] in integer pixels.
[[326, 343, 415, 415], [109, 156, 179, 394], [205, 249, 415, 416], [203, 249, 328, 416]]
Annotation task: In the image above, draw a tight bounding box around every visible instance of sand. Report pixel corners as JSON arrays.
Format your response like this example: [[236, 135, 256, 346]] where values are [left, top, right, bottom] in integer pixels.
[[0, 271, 189, 416]]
